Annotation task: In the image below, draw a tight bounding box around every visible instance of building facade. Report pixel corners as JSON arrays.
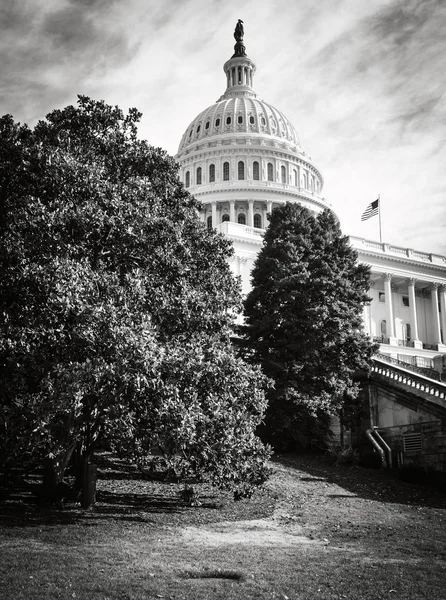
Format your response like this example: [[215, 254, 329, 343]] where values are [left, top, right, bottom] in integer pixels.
[[175, 27, 446, 369]]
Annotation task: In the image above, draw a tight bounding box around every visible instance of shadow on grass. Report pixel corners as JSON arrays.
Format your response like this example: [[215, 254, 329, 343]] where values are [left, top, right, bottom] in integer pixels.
[[272, 454, 446, 509]]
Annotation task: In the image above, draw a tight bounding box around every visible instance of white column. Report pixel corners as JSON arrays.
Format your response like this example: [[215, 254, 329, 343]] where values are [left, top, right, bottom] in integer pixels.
[[406, 278, 422, 348], [382, 273, 397, 344], [440, 285, 446, 346], [248, 200, 254, 227], [229, 199, 235, 222], [430, 283, 443, 346], [211, 201, 217, 229]]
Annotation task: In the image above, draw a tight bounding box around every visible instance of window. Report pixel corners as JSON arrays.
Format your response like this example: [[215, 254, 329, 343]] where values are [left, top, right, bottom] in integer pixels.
[[223, 162, 230, 181], [238, 115, 243, 124], [250, 115, 255, 124], [222, 213, 230, 222], [253, 161, 260, 180], [238, 213, 246, 225], [207, 216, 212, 231], [380, 320, 387, 336], [261, 116, 266, 126], [209, 164, 215, 183], [254, 214, 262, 229], [281, 165, 286, 183], [196, 167, 202, 185], [302, 173, 307, 189], [226, 116, 232, 125], [267, 163, 274, 181], [196, 124, 201, 133], [205, 121, 210, 130], [293, 169, 298, 186], [379, 292, 385, 303], [185, 171, 190, 188], [215, 118, 220, 127], [238, 161, 245, 180], [404, 323, 411, 342], [189, 130, 193, 138], [402, 295, 409, 307]]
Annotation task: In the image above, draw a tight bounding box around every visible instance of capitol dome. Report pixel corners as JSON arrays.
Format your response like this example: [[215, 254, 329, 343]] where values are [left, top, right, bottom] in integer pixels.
[[175, 22, 335, 282]]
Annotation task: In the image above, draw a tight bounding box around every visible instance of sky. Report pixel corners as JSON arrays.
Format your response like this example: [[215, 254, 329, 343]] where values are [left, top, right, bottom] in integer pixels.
[[1, 0, 445, 254]]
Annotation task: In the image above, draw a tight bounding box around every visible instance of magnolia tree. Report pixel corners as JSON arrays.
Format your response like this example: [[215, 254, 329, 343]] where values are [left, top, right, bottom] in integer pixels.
[[243, 203, 376, 450], [0, 97, 271, 503]]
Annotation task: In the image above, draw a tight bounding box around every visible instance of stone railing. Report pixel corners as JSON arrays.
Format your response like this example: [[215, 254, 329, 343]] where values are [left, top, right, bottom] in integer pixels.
[[372, 357, 446, 398], [348, 236, 446, 266], [375, 352, 440, 381]]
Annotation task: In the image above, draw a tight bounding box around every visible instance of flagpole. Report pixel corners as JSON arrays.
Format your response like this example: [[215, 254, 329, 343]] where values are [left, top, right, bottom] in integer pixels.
[[378, 194, 382, 243]]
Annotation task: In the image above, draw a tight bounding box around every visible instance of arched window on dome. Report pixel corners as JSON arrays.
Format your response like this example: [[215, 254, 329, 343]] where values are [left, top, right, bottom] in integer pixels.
[[238, 161, 245, 180], [205, 121, 210, 130], [238, 115, 243, 124], [223, 162, 230, 181], [281, 166, 286, 184], [253, 161, 260, 181], [302, 172, 308, 189], [196, 167, 202, 185], [226, 116, 232, 125], [267, 163, 274, 182], [254, 214, 262, 229], [209, 164, 215, 183], [293, 169, 298, 186], [207, 216, 212, 231], [185, 171, 190, 188], [222, 213, 230, 223], [250, 115, 255, 125], [215, 117, 221, 127], [238, 213, 246, 225]]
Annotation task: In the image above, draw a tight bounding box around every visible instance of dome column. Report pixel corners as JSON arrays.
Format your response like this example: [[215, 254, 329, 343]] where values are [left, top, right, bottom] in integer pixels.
[[248, 200, 254, 227], [212, 201, 217, 228], [230, 199, 236, 222]]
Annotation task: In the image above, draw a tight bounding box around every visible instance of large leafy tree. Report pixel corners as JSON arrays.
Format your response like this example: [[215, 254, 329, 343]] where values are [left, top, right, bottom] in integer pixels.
[[0, 97, 271, 501], [243, 203, 376, 450]]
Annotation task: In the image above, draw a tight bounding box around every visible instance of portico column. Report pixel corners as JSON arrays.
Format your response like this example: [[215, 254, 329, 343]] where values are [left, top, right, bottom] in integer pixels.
[[211, 201, 217, 229], [248, 199, 254, 227], [229, 199, 235, 222], [406, 278, 422, 349], [382, 273, 397, 344], [430, 283, 443, 346], [439, 285, 446, 345]]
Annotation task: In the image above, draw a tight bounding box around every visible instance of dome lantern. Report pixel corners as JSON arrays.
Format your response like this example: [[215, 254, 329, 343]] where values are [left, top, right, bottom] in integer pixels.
[[222, 19, 257, 99]]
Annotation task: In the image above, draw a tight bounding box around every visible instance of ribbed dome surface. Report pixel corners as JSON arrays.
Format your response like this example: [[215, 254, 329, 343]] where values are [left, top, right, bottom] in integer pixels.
[[177, 96, 301, 154]]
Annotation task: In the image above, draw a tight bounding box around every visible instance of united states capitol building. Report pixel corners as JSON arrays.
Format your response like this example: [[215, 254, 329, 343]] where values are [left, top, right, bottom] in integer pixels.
[[175, 24, 446, 470]]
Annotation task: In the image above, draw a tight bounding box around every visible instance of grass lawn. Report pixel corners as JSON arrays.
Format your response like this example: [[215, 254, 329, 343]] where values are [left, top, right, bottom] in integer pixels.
[[1, 453, 445, 600]]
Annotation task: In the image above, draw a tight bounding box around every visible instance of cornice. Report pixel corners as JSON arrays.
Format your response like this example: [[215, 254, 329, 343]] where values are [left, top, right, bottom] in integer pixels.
[[356, 248, 446, 276]]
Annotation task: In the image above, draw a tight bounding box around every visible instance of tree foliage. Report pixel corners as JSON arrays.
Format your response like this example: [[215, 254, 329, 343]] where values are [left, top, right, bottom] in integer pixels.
[[243, 203, 376, 450], [0, 97, 271, 499]]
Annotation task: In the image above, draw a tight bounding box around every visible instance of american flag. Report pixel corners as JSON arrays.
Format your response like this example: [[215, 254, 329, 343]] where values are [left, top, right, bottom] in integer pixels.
[[361, 199, 379, 221]]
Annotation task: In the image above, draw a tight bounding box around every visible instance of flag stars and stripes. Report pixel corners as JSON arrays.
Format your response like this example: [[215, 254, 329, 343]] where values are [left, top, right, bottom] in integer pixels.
[[361, 199, 379, 221]]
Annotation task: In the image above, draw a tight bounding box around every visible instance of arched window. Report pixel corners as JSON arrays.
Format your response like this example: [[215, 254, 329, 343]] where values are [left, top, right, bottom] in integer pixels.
[[226, 116, 232, 125], [238, 115, 243, 124], [185, 171, 190, 188], [205, 121, 210, 130], [302, 172, 308, 189], [238, 161, 245, 180], [254, 214, 262, 229], [380, 320, 387, 337], [281, 165, 286, 184], [238, 213, 246, 225], [293, 169, 298, 186], [404, 323, 411, 342], [207, 216, 212, 231], [196, 167, 202, 185], [267, 163, 274, 181], [222, 213, 230, 222], [253, 161, 260, 180], [209, 164, 215, 183], [249, 115, 255, 125], [215, 118, 220, 127], [223, 162, 230, 181]]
